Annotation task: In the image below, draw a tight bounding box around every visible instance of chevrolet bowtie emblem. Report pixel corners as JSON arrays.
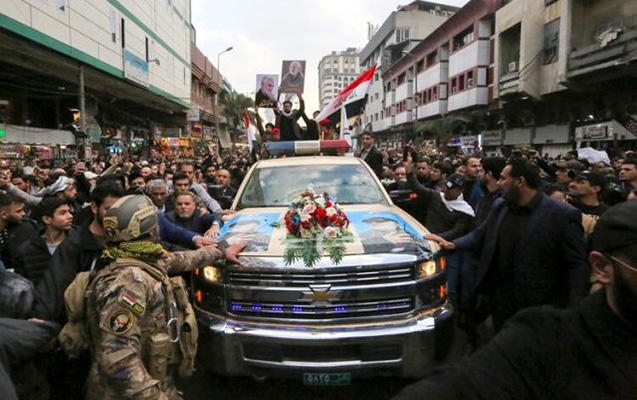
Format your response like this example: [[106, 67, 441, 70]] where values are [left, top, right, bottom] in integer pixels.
[[299, 284, 342, 303]]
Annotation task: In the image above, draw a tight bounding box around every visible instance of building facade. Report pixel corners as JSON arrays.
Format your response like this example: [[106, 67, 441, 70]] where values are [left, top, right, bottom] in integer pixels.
[[0, 0, 192, 158], [368, 0, 637, 157], [318, 47, 361, 109], [359, 1, 458, 136]]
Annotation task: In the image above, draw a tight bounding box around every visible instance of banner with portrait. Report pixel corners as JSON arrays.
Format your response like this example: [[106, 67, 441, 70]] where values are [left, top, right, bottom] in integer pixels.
[[279, 60, 306, 94], [255, 74, 279, 108]]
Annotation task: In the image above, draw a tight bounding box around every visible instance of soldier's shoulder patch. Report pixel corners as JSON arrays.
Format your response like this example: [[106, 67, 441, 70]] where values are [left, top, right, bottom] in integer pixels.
[[118, 291, 146, 315], [107, 310, 135, 335]]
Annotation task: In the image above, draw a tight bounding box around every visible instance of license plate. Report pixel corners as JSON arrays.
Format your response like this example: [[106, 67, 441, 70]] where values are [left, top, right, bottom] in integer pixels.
[[303, 372, 351, 386]]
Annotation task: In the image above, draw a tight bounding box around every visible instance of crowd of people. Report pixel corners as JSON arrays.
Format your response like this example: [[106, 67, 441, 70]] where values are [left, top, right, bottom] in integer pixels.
[[0, 129, 636, 399], [355, 132, 637, 399]]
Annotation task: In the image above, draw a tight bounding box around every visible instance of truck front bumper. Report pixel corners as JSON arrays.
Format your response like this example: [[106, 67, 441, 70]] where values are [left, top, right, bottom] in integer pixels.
[[195, 303, 453, 379]]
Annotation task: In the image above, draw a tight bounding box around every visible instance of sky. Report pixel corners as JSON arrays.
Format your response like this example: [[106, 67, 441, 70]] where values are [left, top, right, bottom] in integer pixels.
[[191, 0, 469, 113]]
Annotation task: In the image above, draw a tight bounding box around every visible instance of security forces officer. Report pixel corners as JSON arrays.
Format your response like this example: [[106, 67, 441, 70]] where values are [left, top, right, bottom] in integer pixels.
[[79, 195, 243, 399]]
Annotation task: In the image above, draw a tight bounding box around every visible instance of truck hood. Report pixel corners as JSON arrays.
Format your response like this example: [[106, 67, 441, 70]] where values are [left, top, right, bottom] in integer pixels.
[[218, 205, 433, 260]]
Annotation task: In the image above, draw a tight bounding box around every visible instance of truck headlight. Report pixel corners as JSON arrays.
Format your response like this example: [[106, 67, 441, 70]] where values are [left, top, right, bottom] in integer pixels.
[[196, 265, 222, 283], [416, 260, 437, 278]]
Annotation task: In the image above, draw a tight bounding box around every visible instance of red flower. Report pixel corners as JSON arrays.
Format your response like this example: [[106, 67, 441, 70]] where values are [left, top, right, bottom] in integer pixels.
[[325, 201, 332, 207], [315, 208, 327, 218]]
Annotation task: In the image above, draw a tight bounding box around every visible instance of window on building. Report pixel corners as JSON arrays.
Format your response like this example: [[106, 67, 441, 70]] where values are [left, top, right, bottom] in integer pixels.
[[426, 50, 437, 67], [398, 72, 406, 85], [451, 77, 457, 94], [395, 28, 410, 43], [109, 9, 118, 42], [467, 70, 474, 88], [452, 26, 474, 51], [375, 113, 379, 121], [416, 59, 425, 73], [543, 18, 560, 64], [433, 86, 438, 101]]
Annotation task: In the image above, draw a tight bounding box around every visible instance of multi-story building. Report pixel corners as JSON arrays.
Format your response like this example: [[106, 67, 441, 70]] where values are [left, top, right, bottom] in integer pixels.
[[0, 0, 191, 157], [318, 47, 361, 109], [365, 0, 637, 156], [359, 1, 458, 136], [189, 42, 222, 144], [492, 0, 637, 156], [380, 0, 497, 147]]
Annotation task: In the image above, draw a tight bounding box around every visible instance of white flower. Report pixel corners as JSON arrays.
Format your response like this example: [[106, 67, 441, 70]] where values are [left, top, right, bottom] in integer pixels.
[[300, 212, 312, 222], [325, 206, 337, 217], [302, 203, 316, 215], [314, 197, 326, 208], [323, 226, 341, 239]]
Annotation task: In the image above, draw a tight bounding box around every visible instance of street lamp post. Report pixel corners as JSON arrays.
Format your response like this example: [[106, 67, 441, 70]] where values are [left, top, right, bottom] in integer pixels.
[[215, 46, 234, 141]]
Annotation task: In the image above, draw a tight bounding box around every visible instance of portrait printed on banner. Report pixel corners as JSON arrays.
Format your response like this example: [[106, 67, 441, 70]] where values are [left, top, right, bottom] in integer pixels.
[[279, 60, 306, 94], [255, 74, 279, 108]]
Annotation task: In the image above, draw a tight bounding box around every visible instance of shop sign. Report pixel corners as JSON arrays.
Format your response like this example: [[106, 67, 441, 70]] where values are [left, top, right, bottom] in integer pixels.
[[575, 123, 611, 140], [482, 130, 502, 145], [123, 49, 149, 87], [187, 107, 200, 122]]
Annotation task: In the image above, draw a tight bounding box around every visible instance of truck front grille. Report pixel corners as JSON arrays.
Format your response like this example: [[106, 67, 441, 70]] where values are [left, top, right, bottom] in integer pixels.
[[227, 266, 413, 287], [228, 297, 413, 320]]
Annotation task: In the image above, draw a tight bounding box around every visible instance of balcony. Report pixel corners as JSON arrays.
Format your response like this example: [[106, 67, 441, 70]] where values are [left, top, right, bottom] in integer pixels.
[[568, 2, 637, 81]]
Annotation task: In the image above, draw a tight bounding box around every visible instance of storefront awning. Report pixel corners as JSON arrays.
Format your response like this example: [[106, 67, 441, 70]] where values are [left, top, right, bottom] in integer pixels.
[[1, 124, 75, 145]]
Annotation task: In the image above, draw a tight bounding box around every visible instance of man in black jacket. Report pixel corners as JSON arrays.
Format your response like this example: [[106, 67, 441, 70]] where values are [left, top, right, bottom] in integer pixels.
[[0, 194, 37, 270], [355, 131, 383, 179], [276, 93, 305, 141], [429, 158, 588, 331], [406, 159, 475, 306], [392, 200, 637, 400], [14, 197, 73, 286]]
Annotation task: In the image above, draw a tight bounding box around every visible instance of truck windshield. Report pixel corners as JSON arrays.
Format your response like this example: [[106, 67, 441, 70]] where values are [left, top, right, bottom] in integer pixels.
[[236, 163, 388, 208]]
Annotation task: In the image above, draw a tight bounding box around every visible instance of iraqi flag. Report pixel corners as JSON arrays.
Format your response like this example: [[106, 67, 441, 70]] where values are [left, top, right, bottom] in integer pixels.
[[315, 60, 379, 122]]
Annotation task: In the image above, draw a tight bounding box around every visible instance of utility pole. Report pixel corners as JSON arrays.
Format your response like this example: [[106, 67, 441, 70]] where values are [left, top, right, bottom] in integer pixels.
[[77, 64, 90, 159]]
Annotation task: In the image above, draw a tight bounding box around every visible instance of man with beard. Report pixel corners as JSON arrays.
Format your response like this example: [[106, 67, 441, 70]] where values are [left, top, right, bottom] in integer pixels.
[[392, 200, 637, 400], [429, 158, 588, 332], [0, 194, 37, 270], [165, 191, 222, 241], [567, 170, 609, 217], [276, 93, 305, 141], [474, 156, 506, 225]]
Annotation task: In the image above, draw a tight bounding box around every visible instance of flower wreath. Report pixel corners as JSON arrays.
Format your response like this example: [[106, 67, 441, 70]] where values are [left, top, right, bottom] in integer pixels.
[[281, 186, 353, 268]]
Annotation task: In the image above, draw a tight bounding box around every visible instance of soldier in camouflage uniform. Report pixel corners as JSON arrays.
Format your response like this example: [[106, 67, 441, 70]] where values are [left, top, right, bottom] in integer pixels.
[[82, 195, 243, 400]]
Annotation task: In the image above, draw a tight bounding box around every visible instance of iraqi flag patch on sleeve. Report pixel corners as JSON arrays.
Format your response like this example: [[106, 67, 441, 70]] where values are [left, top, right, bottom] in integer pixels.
[[119, 291, 146, 315]]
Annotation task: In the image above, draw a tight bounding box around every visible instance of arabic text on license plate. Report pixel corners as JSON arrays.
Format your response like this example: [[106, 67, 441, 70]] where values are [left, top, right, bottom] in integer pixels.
[[303, 372, 351, 386]]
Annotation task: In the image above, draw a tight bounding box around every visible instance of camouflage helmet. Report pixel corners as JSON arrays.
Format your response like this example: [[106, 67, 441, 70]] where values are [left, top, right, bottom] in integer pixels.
[[102, 195, 158, 242]]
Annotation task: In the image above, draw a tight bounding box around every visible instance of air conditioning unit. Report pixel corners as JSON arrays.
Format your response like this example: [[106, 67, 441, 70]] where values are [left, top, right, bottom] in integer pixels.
[[508, 61, 518, 73]]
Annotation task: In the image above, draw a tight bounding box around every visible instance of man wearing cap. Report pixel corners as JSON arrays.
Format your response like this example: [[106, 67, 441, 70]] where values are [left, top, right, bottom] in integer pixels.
[[406, 157, 475, 306], [392, 200, 637, 400], [567, 170, 609, 217]]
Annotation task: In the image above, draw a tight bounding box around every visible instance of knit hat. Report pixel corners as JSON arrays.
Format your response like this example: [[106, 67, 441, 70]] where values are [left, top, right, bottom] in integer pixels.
[[590, 201, 637, 253]]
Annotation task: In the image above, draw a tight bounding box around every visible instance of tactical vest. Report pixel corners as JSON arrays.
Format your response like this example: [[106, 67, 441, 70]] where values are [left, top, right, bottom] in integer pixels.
[[59, 257, 198, 380]]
